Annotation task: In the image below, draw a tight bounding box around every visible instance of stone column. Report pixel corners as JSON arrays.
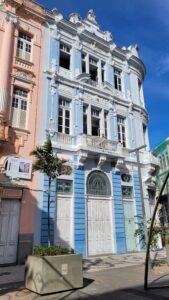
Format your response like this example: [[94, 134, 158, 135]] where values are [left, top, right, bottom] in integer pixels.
[[0, 12, 18, 119]]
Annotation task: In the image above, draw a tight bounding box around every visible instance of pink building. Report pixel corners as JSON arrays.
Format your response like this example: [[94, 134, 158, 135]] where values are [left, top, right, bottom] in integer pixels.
[[0, 0, 45, 264]]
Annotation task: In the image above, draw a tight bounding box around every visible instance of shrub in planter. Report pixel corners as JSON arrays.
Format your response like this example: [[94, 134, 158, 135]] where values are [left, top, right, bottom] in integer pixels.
[[25, 246, 83, 295], [33, 245, 74, 256]]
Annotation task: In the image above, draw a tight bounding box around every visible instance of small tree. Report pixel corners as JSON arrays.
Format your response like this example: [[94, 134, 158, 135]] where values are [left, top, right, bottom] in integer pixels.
[[134, 215, 162, 250], [30, 136, 72, 247]]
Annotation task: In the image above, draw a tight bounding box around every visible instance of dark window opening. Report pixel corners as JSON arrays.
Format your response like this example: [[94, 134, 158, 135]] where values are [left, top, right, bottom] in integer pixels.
[[101, 62, 105, 83], [92, 118, 100, 136], [114, 68, 122, 91], [82, 53, 86, 73], [104, 111, 108, 138], [59, 51, 70, 70], [90, 64, 98, 81]]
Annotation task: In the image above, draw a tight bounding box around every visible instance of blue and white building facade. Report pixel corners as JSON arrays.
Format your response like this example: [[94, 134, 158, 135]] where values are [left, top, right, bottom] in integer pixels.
[[34, 9, 159, 255]]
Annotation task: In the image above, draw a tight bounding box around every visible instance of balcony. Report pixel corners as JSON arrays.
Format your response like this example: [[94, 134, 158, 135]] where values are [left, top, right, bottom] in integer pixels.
[[54, 133, 119, 155], [15, 56, 33, 71], [59, 67, 71, 79], [81, 135, 117, 150], [56, 132, 72, 145]]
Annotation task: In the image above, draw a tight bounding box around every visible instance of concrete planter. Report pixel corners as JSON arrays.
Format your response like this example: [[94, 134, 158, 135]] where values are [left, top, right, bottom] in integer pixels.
[[25, 254, 83, 294]]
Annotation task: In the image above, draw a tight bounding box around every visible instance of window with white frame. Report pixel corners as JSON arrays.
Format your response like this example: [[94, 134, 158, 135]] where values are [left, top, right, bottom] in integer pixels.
[[17, 32, 32, 61], [83, 104, 88, 134], [58, 97, 70, 134], [59, 43, 71, 70], [57, 179, 73, 194], [114, 68, 122, 91], [122, 186, 133, 199], [82, 53, 86, 73], [117, 116, 126, 147], [91, 107, 100, 136], [89, 56, 98, 82], [11, 88, 28, 129]]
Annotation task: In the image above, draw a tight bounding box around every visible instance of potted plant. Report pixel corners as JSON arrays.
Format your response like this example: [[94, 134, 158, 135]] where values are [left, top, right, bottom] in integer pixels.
[[25, 137, 83, 295]]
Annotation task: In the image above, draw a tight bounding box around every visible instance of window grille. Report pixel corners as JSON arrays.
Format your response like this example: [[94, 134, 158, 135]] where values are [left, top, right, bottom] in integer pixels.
[[57, 179, 73, 194], [117, 116, 126, 147], [122, 186, 133, 199], [87, 171, 111, 196]]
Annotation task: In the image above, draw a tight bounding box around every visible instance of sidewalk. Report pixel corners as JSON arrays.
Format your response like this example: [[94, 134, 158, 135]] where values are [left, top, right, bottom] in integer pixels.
[[0, 251, 168, 299]]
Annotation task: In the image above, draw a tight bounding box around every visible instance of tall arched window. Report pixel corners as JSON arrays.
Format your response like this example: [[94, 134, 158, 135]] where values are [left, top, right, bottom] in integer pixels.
[[87, 171, 111, 196]]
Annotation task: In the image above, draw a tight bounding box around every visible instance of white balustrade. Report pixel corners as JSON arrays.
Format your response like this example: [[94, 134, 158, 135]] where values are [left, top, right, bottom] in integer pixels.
[[59, 67, 71, 79], [57, 132, 72, 145], [79, 135, 118, 152]]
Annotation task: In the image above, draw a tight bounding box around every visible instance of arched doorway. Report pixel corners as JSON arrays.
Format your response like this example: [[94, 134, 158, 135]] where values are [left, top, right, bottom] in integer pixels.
[[87, 171, 113, 255]]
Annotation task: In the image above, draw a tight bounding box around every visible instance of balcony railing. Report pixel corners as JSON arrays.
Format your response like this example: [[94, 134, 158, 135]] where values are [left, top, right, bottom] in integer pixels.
[[78, 135, 118, 152], [59, 67, 71, 79], [15, 56, 33, 71], [56, 132, 72, 145]]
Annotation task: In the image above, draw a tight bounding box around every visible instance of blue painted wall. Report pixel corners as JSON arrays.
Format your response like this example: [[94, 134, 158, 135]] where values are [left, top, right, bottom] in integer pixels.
[[105, 63, 114, 87], [71, 47, 82, 79], [108, 109, 118, 141], [123, 72, 131, 100], [41, 175, 57, 245], [112, 171, 126, 253], [72, 88, 83, 136], [49, 35, 60, 71], [73, 156, 86, 256], [127, 112, 136, 148]]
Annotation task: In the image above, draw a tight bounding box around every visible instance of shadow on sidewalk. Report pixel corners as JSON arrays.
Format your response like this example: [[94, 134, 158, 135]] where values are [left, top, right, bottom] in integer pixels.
[[0, 281, 24, 296]]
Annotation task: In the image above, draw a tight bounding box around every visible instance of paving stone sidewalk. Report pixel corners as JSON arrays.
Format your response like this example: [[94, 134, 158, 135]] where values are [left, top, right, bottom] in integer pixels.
[[0, 251, 167, 299]]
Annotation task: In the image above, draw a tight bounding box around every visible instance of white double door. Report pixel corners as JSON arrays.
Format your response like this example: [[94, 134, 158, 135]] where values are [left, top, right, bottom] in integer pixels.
[[88, 197, 113, 256], [0, 199, 20, 264]]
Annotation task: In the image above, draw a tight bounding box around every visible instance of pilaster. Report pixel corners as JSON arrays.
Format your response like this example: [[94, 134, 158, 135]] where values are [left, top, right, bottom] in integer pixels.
[[0, 12, 18, 118]]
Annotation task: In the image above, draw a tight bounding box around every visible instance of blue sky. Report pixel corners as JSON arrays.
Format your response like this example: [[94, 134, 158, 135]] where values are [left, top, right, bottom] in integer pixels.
[[39, 0, 169, 150]]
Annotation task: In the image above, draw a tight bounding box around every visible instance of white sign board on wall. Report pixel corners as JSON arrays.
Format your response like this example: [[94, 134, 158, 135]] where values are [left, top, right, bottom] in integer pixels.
[[6, 157, 32, 180]]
